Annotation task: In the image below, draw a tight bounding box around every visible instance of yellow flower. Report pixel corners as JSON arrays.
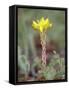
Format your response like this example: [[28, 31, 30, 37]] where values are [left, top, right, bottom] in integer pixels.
[[32, 17, 52, 32]]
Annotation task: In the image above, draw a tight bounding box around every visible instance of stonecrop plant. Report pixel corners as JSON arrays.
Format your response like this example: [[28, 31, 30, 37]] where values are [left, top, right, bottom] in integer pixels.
[[32, 17, 52, 66]]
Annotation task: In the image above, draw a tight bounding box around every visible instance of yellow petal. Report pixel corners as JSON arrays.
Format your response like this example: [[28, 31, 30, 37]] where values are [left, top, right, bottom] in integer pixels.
[[39, 26, 43, 32], [50, 23, 52, 27], [39, 17, 45, 26], [37, 20, 39, 23], [32, 21, 38, 29], [44, 18, 50, 29], [45, 18, 49, 25], [32, 21, 38, 26], [40, 17, 44, 22]]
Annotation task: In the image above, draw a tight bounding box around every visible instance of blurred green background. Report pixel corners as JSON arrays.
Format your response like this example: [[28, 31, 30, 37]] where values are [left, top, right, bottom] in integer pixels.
[[18, 8, 65, 82]]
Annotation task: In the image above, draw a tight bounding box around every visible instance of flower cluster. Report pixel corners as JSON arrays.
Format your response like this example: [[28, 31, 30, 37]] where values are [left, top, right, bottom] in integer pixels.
[[32, 17, 52, 32]]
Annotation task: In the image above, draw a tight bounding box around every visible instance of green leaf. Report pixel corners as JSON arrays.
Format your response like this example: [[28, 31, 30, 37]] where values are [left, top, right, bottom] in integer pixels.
[[43, 66, 56, 80]]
